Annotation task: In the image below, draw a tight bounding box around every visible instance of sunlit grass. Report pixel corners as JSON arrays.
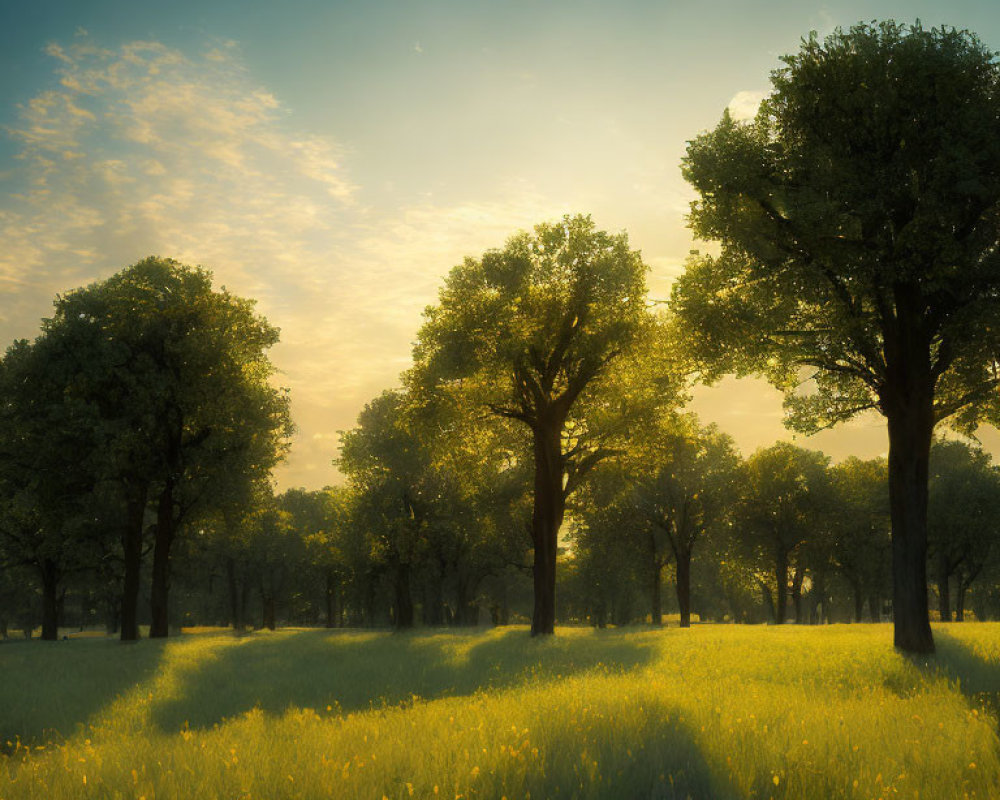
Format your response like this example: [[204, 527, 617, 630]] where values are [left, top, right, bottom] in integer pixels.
[[2, 624, 998, 798]]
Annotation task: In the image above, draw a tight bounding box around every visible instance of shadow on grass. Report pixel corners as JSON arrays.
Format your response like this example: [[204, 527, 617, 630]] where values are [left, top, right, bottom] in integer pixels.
[[530, 712, 741, 800], [149, 626, 660, 733], [0, 637, 168, 748], [931, 628, 1000, 725]]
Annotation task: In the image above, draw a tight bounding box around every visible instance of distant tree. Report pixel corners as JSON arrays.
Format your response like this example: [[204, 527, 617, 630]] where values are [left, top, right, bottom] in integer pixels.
[[631, 416, 741, 627], [293, 486, 353, 629], [339, 390, 431, 629], [737, 443, 831, 624], [412, 215, 657, 635], [928, 440, 1000, 621], [672, 21, 1000, 652], [43, 257, 292, 639], [829, 458, 891, 622], [570, 462, 648, 627]]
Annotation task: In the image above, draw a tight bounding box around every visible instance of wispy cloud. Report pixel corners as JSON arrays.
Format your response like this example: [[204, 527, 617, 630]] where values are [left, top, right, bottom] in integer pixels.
[[0, 35, 575, 488]]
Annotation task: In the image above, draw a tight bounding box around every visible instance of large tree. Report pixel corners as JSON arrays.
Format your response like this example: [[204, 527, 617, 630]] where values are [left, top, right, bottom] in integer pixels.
[[44, 257, 292, 639], [672, 21, 1000, 652], [412, 215, 652, 635]]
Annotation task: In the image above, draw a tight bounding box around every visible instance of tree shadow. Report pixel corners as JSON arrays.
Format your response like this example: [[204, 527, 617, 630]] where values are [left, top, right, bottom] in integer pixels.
[[149, 626, 661, 733], [0, 636, 168, 748], [929, 628, 1000, 725], [526, 711, 741, 800]]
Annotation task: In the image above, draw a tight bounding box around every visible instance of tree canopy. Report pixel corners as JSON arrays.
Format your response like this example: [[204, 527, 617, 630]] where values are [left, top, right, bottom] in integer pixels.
[[671, 21, 1000, 652]]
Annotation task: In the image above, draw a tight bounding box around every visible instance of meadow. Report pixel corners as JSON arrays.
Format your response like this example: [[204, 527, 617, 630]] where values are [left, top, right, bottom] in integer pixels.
[[1, 624, 999, 799]]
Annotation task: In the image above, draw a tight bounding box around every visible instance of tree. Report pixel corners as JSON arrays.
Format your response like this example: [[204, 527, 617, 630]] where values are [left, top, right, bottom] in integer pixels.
[[293, 487, 352, 629], [631, 416, 741, 627], [672, 21, 1000, 652], [43, 257, 292, 639], [737, 443, 831, 625], [829, 458, 891, 622], [412, 215, 651, 635], [0, 338, 102, 639], [927, 439, 1000, 621]]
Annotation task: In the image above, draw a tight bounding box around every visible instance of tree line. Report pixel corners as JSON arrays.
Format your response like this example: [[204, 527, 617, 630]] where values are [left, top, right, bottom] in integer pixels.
[[2, 21, 1000, 654]]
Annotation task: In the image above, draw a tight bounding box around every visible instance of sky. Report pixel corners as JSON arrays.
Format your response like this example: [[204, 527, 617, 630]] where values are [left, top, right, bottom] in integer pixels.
[[3, 0, 1000, 490]]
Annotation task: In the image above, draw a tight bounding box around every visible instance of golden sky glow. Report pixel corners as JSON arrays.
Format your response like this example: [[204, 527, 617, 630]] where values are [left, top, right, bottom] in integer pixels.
[[2, 2, 1000, 488]]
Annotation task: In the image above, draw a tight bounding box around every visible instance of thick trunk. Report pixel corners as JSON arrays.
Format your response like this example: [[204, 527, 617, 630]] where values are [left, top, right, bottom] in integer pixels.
[[937, 553, 951, 622], [774, 546, 788, 624], [149, 478, 175, 639], [676, 547, 692, 628], [120, 482, 148, 642], [886, 395, 935, 653], [956, 583, 967, 622], [530, 419, 564, 636], [39, 559, 60, 641], [394, 561, 414, 629]]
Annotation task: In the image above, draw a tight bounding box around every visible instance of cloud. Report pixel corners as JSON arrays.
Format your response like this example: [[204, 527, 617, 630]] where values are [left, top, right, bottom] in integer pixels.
[[726, 90, 767, 122], [0, 35, 574, 489]]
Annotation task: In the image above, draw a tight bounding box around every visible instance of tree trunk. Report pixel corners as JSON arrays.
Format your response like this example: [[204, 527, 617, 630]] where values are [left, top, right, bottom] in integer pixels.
[[791, 565, 805, 624], [394, 561, 414, 629], [676, 546, 692, 628], [530, 418, 565, 636], [455, 575, 479, 626], [39, 559, 60, 641], [261, 594, 276, 630], [868, 593, 880, 623], [774, 546, 788, 624], [105, 596, 120, 635], [956, 583, 967, 622], [937, 552, 951, 622], [120, 481, 148, 642], [809, 571, 826, 624], [885, 390, 935, 653], [425, 566, 445, 626], [758, 578, 776, 623], [149, 477, 175, 638], [853, 581, 864, 623]]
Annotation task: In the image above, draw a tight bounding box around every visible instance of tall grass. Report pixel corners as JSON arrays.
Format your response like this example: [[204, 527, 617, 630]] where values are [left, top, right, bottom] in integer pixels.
[[2, 624, 998, 798]]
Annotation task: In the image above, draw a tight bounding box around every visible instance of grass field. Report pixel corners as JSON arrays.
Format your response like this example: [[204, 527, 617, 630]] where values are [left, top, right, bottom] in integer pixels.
[[1, 624, 998, 799]]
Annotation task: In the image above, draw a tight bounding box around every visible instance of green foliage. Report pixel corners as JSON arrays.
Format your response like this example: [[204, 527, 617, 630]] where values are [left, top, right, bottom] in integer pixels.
[[827, 457, 892, 613], [673, 21, 1000, 432], [928, 440, 1000, 609], [414, 215, 648, 413]]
